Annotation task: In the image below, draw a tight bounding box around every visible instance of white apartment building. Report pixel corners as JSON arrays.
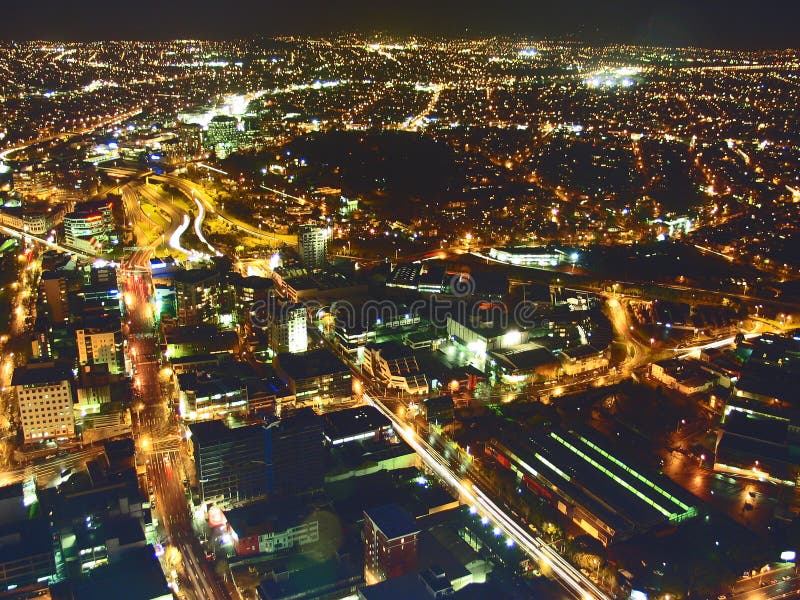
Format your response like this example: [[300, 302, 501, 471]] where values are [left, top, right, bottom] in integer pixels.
[[12, 361, 76, 443]]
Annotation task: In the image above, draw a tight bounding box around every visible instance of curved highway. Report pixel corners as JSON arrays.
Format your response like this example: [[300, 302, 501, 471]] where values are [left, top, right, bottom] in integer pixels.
[[191, 195, 219, 256], [101, 165, 296, 246]]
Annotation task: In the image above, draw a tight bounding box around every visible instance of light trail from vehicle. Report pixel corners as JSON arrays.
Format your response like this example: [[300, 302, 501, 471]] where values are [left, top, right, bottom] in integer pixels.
[[363, 391, 609, 600]]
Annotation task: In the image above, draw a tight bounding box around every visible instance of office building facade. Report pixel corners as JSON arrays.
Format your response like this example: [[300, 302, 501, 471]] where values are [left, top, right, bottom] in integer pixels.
[[12, 361, 76, 443], [75, 317, 124, 374], [190, 421, 267, 508], [269, 302, 308, 355], [297, 225, 328, 270], [363, 504, 420, 583], [64, 211, 108, 251], [265, 407, 325, 500]]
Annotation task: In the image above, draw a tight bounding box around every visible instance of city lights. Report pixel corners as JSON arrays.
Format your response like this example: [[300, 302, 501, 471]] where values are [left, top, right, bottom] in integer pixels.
[[0, 23, 797, 600]]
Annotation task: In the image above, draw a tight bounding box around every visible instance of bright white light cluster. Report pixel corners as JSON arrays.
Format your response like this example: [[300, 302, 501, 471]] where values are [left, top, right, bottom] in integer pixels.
[[584, 66, 641, 89]]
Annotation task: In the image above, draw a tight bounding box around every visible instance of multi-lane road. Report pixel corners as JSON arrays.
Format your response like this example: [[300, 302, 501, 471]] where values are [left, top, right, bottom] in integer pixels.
[[103, 165, 296, 247], [362, 387, 609, 600], [121, 211, 230, 599], [147, 449, 230, 600]]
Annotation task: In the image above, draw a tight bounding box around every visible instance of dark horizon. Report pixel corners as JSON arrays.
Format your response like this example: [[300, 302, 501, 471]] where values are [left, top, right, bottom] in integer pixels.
[[3, 0, 800, 49]]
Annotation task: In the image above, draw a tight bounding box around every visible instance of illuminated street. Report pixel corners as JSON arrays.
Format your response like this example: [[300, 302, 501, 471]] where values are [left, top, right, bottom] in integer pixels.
[[0, 12, 800, 600]]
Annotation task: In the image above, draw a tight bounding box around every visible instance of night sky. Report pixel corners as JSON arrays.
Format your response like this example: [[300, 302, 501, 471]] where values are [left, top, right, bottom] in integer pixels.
[[3, 0, 800, 48]]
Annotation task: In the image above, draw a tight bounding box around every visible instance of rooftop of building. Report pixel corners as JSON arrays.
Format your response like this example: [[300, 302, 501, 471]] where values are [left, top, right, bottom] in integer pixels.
[[0, 482, 23, 502], [491, 343, 557, 372], [423, 395, 454, 411], [188, 419, 264, 445], [164, 323, 238, 345], [386, 263, 422, 288], [44, 466, 142, 523], [77, 362, 111, 385], [725, 396, 800, 427], [11, 360, 73, 386], [559, 344, 606, 360], [76, 313, 122, 333], [227, 272, 274, 290], [722, 410, 789, 444], [177, 371, 247, 398], [652, 358, 715, 384], [447, 306, 526, 340], [0, 201, 54, 216], [404, 329, 441, 344], [169, 353, 226, 366], [323, 405, 390, 443], [40, 269, 71, 280], [491, 245, 564, 256], [359, 569, 448, 600], [225, 500, 316, 538], [329, 436, 414, 472], [173, 266, 221, 284], [270, 406, 321, 434], [364, 502, 420, 540], [0, 518, 53, 564], [365, 339, 416, 360], [277, 267, 363, 292], [256, 557, 362, 600], [72, 516, 145, 554], [497, 427, 697, 534], [275, 348, 349, 379], [748, 333, 800, 363], [735, 363, 797, 403], [74, 199, 113, 212], [716, 431, 795, 467], [68, 545, 171, 600], [360, 571, 511, 600]]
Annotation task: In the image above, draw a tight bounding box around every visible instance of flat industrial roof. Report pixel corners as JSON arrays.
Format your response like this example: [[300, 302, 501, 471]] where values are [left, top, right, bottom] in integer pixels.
[[500, 428, 697, 533], [275, 348, 349, 379], [323, 405, 390, 442]]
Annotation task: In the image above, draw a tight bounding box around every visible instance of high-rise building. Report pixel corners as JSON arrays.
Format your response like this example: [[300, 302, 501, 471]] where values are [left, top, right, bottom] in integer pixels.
[[64, 210, 107, 251], [269, 302, 308, 354], [177, 122, 204, 156], [38, 271, 72, 323], [205, 115, 240, 158], [173, 267, 224, 326], [265, 407, 325, 500], [12, 360, 76, 443], [189, 408, 325, 508], [297, 225, 328, 270], [363, 504, 420, 583], [227, 273, 274, 326], [75, 315, 124, 374], [189, 420, 268, 508]]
